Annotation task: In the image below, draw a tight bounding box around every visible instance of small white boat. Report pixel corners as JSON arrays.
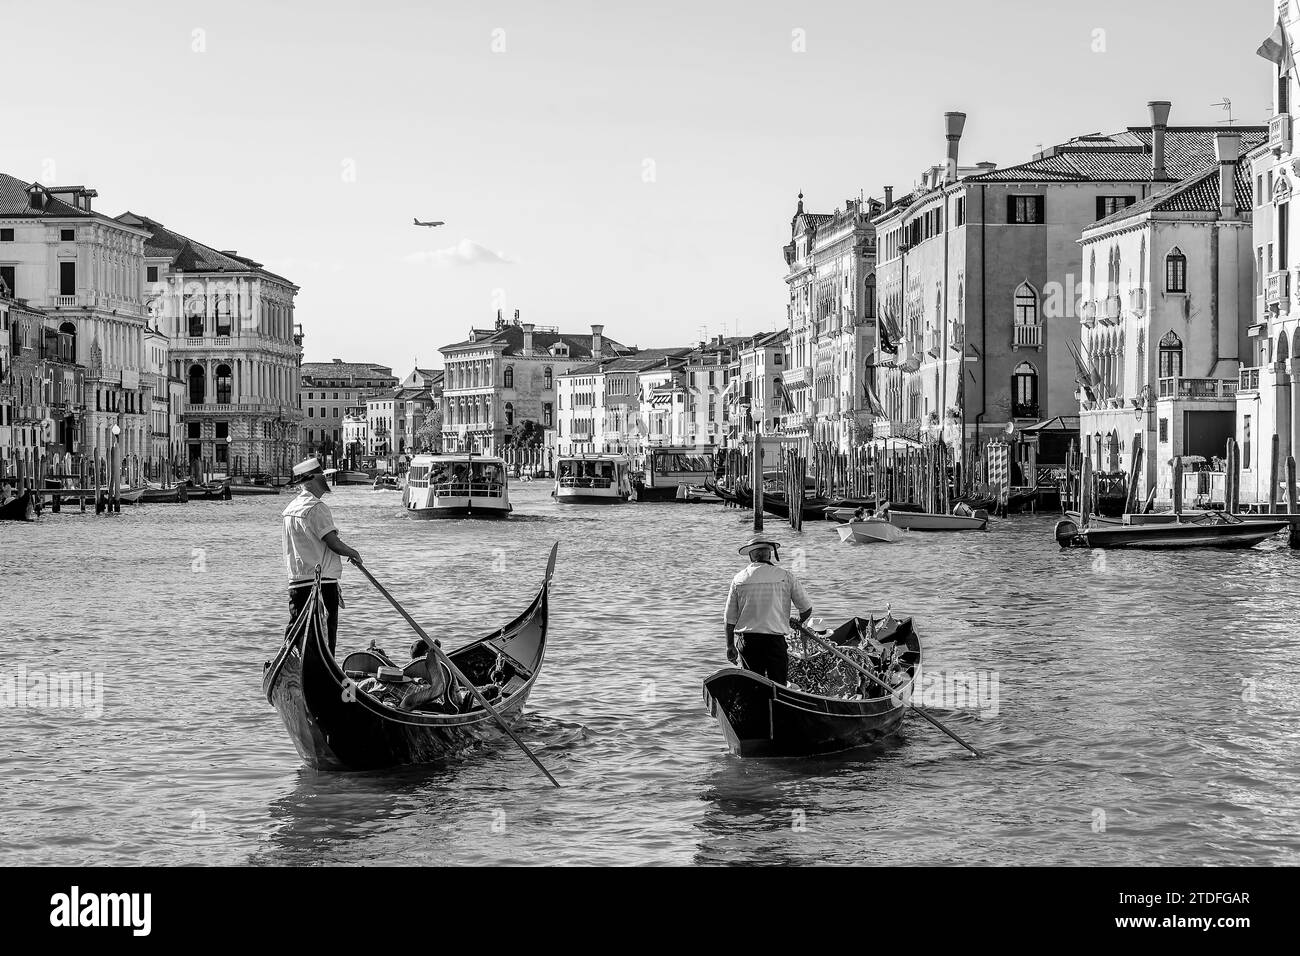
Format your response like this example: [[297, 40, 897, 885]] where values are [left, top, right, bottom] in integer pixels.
[[887, 509, 989, 532], [405, 453, 512, 519], [554, 454, 632, 504], [836, 519, 905, 544]]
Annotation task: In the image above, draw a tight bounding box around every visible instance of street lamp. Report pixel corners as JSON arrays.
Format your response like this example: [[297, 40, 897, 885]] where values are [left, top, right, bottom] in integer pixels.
[[225, 435, 232, 477]]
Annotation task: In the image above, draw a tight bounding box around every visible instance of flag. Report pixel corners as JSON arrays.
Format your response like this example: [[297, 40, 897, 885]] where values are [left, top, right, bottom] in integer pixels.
[[1258, 19, 1296, 76], [772, 376, 795, 413]]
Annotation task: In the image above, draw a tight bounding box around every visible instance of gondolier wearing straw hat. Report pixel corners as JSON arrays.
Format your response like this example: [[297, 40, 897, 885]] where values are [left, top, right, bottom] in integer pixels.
[[283, 456, 364, 655], [723, 534, 813, 685]]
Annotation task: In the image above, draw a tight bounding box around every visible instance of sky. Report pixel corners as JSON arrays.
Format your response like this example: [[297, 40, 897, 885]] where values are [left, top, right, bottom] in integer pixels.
[[1, 0, 1277, 373]]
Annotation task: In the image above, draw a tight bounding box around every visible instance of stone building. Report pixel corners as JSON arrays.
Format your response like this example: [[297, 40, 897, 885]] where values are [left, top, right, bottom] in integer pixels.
[[555, 348, 689, 457], [300, 359, 397, 462]]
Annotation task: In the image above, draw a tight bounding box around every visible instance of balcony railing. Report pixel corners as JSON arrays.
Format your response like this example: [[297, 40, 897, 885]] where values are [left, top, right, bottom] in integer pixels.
[[781, 366, 812, 388], [183, 401, 297, 414], [1012, 403, 1040, 419], [1102, 294, 1122, 324], [1013, 324, 1042, 349], [53, 294, 77, 308], [1157, 376, 1238, 400], [1239, 366, 1261, 392], [1270, 113, 1292, 154], [1129, 288, 1146, 315], [949, 323, 964, 350], [1267, 270, 1290, 309]]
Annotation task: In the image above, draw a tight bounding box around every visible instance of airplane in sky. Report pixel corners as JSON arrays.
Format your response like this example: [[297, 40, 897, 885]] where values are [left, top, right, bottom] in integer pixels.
[[413, 217, 445, 227]]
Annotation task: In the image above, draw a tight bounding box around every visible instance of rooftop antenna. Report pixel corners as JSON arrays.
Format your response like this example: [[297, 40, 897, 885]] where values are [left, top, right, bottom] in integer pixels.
[[1210, 97, 1234, 124]]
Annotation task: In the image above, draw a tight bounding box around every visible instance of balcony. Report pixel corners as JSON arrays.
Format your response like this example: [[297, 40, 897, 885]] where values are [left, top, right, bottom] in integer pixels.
[[817, 397, 840, 418], [781, 366, 812, 389], [1239, 366, 1261, 392], [183, 402, 298, 415], [1129, 288, 1146, 316], [53, 294, 77, 308], [1270, 113, 1292, 154], [1013, 324, 1042, 349], [1157, 377, 1238, 401], [781, 411, 811, 432], [1081, 301, 1097, 328], [949, 323, 964, 350], [1012, 403, 1040, 419], [1101, 294, 1122, 324], [925, 329, 942, 357], [1266, 270, 1290, 310]]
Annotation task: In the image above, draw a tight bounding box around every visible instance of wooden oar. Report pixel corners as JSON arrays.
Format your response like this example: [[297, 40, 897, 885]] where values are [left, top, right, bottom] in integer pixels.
[[354, 562, 561, 788], [794, 622, 983, 758]]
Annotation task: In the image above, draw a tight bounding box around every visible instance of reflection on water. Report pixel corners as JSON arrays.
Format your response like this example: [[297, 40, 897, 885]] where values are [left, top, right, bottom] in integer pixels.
[[1, 483, 1299, 865]]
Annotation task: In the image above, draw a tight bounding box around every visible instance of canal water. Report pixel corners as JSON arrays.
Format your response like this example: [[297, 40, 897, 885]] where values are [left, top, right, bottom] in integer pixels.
[[2, 483, 1298, 866]]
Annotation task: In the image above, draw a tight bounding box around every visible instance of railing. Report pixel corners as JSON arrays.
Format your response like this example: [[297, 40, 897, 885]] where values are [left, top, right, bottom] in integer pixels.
[[1129, 288, 1146, 315], [1157, 376, 1238, 400], [1270, 113, 1292, 154], [1013, 324, 1042, 348], [1103, 294, 1122, 323], [1239, 366, 1261, 392], [1267, 270, 1290, 308], [184, 402, 295, 414], [1012, 403, 1040, 419], [54, 295, 77, 308], [781, 412, 810, 430], [559, 477, 613, 489], [925, 329, 941, 356], [781, 366, 812, 388], [949, 323, 964, 350], [432, 481, 505, 498]]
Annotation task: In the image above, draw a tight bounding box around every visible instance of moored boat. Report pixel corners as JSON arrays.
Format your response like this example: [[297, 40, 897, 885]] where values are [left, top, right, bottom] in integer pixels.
[[0, 491, 36, 521], [554, 454, 632, 504], [887, 509, 988, 532], [633, 446, 717, 502], [138, 483, 189, 503], [1054, 514, 1288, 549], [372, 475, 401, 491], [836, 519, 905, 544], [334, 470, 373, 485], [262, 543, 556, 770], [405, 453, 511, 519], [703, 613, 922, 758]]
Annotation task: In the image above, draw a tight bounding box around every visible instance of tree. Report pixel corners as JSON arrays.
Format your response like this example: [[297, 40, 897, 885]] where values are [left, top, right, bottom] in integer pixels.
[[510, 419, 544, 448], [414, 403, 444, 453]]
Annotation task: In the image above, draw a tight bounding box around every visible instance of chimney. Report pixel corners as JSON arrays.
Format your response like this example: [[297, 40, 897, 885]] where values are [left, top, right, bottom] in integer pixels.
[[522, 322, 535, 355], [591, 324, 604, 359], [944, 112, 967, 184], [513, 308, 521, 325], [884, 186, 894, 210], [1148, 101, 1171, 180], [1216, 130, 1242, 219]]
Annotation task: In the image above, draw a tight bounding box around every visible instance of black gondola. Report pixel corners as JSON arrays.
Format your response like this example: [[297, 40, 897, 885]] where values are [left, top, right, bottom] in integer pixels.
[[0, 491, 35, 521], [263, 543, 556, 770], [703, 614, 922, 758]]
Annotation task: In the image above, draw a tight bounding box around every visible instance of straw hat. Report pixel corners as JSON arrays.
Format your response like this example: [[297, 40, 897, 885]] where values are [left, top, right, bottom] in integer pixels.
[[738, 533, 781, 558]]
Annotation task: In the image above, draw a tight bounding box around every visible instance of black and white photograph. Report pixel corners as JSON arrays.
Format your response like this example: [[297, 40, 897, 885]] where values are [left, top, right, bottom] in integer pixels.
[[0, 0, 1293, 928]]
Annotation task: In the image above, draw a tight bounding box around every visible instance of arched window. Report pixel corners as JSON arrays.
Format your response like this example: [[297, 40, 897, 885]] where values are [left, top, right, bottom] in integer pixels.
[[1159, 331, 1183, 379], [1165, 247, 1187, 292], [503, 366, 514, 389], [1012, 362, 1039, 418], [1014, 283, 1038, 326], [188, 364, 205, 405], [216, 294, 232, 336], [505, 402, 514, 427], [58, 321, 77, 364], [543, 366, 553, 390], [215, 364, 232, 404]]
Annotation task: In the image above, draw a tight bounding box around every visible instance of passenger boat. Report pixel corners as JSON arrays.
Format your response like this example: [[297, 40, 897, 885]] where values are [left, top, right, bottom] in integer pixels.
[[554, 454, 632, 504], [0, 491, 35, 521], [1054, 514, 1288, 549], [263, 543, 556, 770], [372, 475, 401, 491], [702, 613, 922, 758], [886, 508, 988, 531], [836, 519, 905, 545], [633, 446, 717, 502], [405, 453, 511, 519]]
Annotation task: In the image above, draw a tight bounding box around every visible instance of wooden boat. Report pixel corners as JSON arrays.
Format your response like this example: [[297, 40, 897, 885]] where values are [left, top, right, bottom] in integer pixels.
[[759, 491, 830, 521], [702, 614, 922, 758], [0, 491, 35, 521], [229, 482, 280, 496], [139, 484, 189, 503], [334, 469, 373, 486], [887, 509, 988, 531], [372, 475, 401, 491], [263, 543, 556, 770], [1054, 514, 1288, 549], [836, 519, 905, 544]]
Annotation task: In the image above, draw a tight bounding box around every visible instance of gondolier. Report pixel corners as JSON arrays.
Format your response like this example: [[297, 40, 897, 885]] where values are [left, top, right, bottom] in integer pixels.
[[283, 456, 363, 655], [723, 534, 813, 684]]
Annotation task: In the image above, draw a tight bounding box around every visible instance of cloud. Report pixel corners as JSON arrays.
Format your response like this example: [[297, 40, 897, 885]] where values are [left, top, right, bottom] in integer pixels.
[[404, 239, 517, 267]]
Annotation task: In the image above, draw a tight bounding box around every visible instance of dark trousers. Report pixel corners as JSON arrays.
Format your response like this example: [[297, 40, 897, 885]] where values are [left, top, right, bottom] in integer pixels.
[[737, 632, 788, 685], [289, 582, 340, 656]]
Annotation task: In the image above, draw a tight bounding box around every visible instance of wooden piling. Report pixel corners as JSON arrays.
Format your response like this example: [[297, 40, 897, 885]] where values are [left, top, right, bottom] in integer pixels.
[[1268, 434, 1280, 514], [1173, 456, 1184, 516], [751, 438, 763, 532], [1124, 432, 1143, 514], [1288, 455, 1298, 517]]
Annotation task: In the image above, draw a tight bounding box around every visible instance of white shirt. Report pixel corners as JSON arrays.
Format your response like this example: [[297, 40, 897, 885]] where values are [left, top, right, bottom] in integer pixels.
[[282, 490, 342, 585], [723, 561, 812, 636]]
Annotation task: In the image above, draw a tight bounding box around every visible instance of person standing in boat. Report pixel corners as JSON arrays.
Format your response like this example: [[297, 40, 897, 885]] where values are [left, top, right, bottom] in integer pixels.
[[283, 456, 364, 655], [722, 534, 813, 685]]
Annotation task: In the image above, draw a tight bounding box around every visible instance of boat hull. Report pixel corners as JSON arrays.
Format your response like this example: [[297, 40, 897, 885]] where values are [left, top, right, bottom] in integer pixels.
[[0, 491, 35, 521], [555, 492, 629, 504], [837, 520, 905, 544], [263, 545, 555, 770], [408, 502, 512, 519], [702, 616, 921, 759], [888, 511, 988, 531], [1055, 517, 1288, 549]]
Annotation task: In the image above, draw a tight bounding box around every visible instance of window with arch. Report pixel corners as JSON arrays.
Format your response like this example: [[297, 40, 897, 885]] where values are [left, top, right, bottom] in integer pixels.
[[1012, 362, 1039, 418], [503, 365, 514, 389], [215, 364, 232, 404], [216, 295, 232, 336], [188, 364, 205, 405], [1014, 283, 1038, 326], [1165, 248, 1187, 292], [1159, 331, 1183, 378], [505, 402, 514, 427], [543, 366, 553, 390]]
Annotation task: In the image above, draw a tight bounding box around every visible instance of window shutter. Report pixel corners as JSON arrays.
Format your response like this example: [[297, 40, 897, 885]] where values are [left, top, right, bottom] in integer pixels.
[[1035, 196, 1045, 223], [1096, 196, 1106, 221], [1007, 195, 1017, 223]]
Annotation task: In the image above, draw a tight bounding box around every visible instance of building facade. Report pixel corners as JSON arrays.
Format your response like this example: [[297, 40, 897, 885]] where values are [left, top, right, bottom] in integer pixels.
[[120, 212, 303, 478], [142, 323, 184, 472], [300, 360, 397, 463], [439, 311, 629, 455], [555, 349, 688, 457], [1080, 133, 1252, 503]]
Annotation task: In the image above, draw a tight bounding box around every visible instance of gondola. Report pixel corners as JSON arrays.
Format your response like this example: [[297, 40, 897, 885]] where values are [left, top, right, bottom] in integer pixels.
[[263, 543, 556, 770], [702, 613, 922, 758], [1055, 514, 1288, 549], [0, 491, 35, 521]]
